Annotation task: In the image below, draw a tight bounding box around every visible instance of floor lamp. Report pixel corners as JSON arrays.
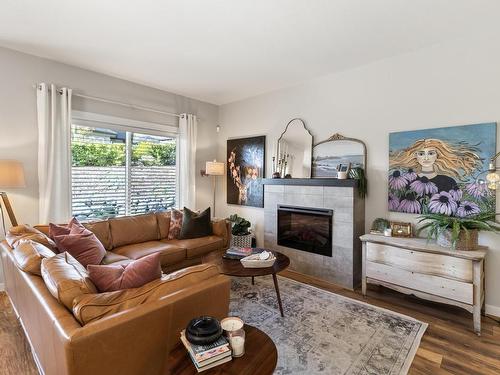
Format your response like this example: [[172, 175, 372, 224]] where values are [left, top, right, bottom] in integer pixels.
[[205, 160, 225, 218], [0, 160, 26, 229]]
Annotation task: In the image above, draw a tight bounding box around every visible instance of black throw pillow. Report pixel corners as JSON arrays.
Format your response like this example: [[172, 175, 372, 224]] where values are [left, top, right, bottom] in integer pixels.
[[179, 207, 213, 239]]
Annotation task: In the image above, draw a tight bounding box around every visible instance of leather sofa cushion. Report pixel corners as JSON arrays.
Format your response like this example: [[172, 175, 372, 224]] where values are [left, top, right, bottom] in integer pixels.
[[113, 241, 186, 267], [6, 224, 57, 251], [211, 220, 229, 248], [41, 252, 97, 310], [73, 264, 219, 325], [83, 220, 112, 250], [109, 213, 159, 247], [164, 236, 223, 259], [101, 251, 132, 266], [156, 211, 171, 239], [11, 239, 55, 276]]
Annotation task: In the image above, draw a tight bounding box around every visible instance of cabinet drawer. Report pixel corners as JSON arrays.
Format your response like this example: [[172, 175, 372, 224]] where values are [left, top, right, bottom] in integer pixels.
[[366, 242, 472, 282], [366, 261, 473, 304]]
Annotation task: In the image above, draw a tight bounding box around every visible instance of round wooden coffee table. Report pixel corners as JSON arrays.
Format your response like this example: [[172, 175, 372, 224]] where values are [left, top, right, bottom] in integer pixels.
[[166, 325, 277, 375], [219, 251, 290, 317]]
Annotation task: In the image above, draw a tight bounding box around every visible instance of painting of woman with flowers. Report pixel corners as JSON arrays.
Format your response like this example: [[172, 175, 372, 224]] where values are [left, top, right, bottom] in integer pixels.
[[227, 136, 265, 207], [388, 123, 496, 216]]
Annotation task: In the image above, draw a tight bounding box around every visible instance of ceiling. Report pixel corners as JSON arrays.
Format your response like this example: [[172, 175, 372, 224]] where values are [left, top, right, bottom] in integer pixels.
[[1, 0, 498, 105]]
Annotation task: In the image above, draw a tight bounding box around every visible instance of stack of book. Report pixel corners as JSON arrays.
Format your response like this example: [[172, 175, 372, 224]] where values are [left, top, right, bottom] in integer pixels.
[[225, 247, 266, 259], [180, 330, 232, 372]]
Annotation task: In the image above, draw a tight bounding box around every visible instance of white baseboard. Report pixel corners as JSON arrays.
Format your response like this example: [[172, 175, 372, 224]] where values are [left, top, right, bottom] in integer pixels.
[[486, 304, 500, 318], [0, 283, 4, 292]]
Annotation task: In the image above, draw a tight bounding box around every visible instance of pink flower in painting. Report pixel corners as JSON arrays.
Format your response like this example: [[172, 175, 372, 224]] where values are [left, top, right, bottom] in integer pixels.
[[455, 201, 481, 218], [448, 186, 463, 201], [389, 170, 408, 190], [409, 176, 438, 196], [397, 193, 421, 214], [403, 168, 418, 182], [428, 192, 458, 216], [465, 182, 489, 199], [388, 193, 400, 211]]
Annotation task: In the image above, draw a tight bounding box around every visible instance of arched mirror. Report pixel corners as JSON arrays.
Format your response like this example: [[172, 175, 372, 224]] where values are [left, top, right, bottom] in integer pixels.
[[312, 133, 367, 178], [275, 118, 313, 178]]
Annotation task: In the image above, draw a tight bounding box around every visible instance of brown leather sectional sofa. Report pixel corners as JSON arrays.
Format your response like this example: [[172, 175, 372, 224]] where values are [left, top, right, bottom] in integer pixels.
[[35, 211, 232, 273], [0, 211, 232, 375]]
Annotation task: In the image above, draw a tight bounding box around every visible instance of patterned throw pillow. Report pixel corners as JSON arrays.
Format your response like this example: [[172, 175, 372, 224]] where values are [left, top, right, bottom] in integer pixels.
[[167, 209, 183, 240]]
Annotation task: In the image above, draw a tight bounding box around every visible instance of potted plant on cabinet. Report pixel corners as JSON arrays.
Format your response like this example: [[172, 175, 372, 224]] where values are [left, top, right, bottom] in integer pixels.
[[417, 210, 500, 250], [227, 214, 253, 247]]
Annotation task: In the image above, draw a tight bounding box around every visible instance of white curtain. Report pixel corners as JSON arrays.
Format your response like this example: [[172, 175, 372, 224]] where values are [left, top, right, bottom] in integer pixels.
[[178, 113, 197, 209], [37, 83, 72, 223]]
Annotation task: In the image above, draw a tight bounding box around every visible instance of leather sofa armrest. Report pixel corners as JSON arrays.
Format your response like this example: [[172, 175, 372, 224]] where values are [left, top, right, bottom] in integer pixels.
[[69, 297, 175, 375], [211, 219, 231, 249], [73, 264, 223, 325], [67, 273, 230, 375]]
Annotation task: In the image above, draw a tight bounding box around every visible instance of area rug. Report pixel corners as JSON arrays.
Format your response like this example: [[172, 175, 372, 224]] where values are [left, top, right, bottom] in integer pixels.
[[229, 276, 427, 375]]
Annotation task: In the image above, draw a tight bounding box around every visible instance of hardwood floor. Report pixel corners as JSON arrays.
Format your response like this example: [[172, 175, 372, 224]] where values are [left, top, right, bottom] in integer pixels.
[[0, 292, 38, 375], [1, 270, 499, 375]]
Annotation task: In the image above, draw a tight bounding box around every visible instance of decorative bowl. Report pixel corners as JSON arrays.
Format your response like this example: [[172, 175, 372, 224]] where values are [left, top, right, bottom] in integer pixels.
[[185, 316, 222, 345], [240, 252, 276, 268]]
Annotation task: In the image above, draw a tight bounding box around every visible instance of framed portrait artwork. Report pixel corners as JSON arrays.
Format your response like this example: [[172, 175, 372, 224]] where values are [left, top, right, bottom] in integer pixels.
[[388, 122, 497, 215], [227, 136, 266, 207]]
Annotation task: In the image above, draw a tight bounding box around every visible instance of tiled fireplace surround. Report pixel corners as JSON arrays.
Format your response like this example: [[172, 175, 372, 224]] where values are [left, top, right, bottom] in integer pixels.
[[263, 182, 365, 289]]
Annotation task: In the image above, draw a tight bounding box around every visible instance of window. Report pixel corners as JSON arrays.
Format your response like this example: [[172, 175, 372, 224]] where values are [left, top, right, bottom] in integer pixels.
[[71, 116, 177, 221]]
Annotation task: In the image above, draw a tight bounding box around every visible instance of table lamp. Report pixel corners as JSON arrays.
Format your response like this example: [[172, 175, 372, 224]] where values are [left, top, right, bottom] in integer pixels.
[[205, 160, 225, 217], [0, 160, 26, 226]]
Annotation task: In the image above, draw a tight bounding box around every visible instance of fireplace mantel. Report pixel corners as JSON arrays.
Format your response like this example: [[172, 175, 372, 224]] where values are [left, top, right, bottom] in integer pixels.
[[262, 178, 358, 187]]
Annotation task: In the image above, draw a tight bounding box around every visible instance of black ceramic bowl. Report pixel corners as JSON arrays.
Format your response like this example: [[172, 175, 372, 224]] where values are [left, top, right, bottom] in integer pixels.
[[185, 316, 222, 345]]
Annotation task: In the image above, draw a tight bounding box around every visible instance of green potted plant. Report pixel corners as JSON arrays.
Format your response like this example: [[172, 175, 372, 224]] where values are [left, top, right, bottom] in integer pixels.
[[349, 167, 367, 198], [227, 214, 252, 247], [370, 217, 390, 235], [417, 211, 500, 250]]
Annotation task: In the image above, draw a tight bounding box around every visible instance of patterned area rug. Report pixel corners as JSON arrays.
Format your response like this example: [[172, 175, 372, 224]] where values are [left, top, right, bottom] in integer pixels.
[[229, 276, 427, 375]]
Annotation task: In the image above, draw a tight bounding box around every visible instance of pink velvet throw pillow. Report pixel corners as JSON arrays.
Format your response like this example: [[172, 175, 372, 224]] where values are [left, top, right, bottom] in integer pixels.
[[87, 253, 162, 292], [49, 217, 85, 239], [51, 218, 106, 267], [167, 209, 183, 240]]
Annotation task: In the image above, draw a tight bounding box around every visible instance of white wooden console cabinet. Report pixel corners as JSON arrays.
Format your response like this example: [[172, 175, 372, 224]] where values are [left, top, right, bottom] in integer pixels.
[[360, 234, 486, 335]]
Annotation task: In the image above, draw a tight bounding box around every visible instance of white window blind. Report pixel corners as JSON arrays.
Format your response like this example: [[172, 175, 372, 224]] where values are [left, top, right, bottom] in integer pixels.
[[71, 115, 178, 221]]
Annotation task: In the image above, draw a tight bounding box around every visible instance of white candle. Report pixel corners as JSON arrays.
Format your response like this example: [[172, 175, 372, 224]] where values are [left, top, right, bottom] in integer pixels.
[[230, 336, 245, 357]]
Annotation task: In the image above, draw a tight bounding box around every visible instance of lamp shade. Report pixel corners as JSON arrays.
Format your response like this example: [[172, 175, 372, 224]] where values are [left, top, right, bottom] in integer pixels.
[[0, 160, 26, 188], [206, 161, 225, 176]]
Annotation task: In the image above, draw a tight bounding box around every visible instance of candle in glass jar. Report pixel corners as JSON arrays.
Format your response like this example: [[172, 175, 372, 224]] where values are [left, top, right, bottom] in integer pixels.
[[228, 328, 245, 357], [230, 335, 245, 357]]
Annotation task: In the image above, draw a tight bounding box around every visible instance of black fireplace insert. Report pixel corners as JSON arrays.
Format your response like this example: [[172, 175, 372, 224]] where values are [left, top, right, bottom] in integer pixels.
[[277, 205, 333, 257]]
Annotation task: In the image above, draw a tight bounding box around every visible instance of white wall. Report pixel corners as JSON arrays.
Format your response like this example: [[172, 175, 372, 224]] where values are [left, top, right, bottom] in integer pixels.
[[0, 47, 219, 287], [218, 34, 500, 314]]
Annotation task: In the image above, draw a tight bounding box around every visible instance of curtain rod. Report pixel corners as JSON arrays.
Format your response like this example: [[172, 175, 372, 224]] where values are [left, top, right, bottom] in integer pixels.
[[33, 84, 182, 118]]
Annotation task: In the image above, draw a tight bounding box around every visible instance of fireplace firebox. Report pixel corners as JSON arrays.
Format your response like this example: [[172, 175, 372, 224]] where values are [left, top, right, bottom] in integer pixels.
[[277, 205, 333, 257]]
